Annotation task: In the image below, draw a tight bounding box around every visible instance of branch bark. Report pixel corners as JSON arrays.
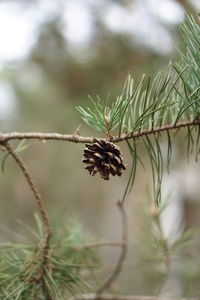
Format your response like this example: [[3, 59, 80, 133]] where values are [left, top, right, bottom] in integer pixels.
[[0, 119, 199, 144]]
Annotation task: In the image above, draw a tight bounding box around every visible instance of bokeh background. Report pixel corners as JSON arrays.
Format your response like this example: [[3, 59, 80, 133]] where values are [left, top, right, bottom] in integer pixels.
[[0, 0, 200, 297]]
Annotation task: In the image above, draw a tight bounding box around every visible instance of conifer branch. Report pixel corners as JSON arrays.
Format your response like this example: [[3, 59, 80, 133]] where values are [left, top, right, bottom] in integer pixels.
[[72, 241, 125, 251], [0, 118, 199, 144], [113, 118, 200, 143], [2, 142, 52, 290], [69, 293, 197, 300], [97, 202, 128, 294]]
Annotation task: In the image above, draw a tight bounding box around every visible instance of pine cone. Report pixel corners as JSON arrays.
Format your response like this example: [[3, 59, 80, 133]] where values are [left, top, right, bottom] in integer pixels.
[[82, 139, 126, 180]]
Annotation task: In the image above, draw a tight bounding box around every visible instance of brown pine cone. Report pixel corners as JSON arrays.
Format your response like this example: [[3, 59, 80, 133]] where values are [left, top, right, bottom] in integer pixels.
[[82, 139, 126, 180]]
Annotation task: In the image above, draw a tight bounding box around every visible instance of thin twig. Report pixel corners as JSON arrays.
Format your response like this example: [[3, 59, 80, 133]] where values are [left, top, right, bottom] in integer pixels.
[[0, 119, 199, 144], [2, 142, 52, 288], [3, 142, 51, 241], [72, 241, 125, 251], [68, 293, 197, 300], [97, 201, 128, 294]]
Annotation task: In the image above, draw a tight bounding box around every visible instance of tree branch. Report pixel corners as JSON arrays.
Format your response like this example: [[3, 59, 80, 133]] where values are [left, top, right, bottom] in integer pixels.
[[68, 293, 197, 300], [2, 142, 52, 287], [0, 119, 199, 145], [97, 201, 128, 294], [72, 241, 125, 251], [3, 142, 51, 240]]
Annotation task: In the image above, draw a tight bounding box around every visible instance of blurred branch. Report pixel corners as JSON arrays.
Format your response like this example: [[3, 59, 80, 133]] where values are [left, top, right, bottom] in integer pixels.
[[72, 241, 125, 251], [97, 201, 128, 294], [69, 293, 197, 300], [2, 142, 51, 238], [0, 119, 199, 144], [2, 142, 52, 289]]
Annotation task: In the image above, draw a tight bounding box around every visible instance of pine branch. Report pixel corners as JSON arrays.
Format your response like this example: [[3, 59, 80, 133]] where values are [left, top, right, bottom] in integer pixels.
[[0, 118, 199, 144], [69, 293, 197, 300], [97, 202, 128, 294], [2, 142, 51, 241], [72, 241, 125, 251], [113, 118, 200, 143], [2, 142, 52, 295]]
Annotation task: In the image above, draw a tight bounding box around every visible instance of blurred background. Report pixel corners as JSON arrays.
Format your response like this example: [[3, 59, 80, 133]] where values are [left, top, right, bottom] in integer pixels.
[[0, 0, 200, 297]]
